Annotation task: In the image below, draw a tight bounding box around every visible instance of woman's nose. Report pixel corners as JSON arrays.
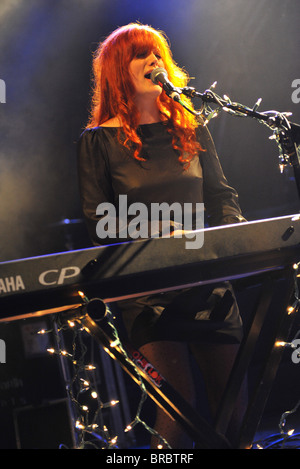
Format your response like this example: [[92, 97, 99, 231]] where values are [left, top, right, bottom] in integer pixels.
[[148, 52, 159, 65]]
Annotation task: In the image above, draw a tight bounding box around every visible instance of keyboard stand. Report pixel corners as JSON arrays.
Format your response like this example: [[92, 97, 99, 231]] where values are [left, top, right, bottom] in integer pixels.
[[62, 263, 299, 449]]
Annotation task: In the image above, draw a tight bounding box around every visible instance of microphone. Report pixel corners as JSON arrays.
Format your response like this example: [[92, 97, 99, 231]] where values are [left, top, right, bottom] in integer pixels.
[[150, 67, 181, 101]]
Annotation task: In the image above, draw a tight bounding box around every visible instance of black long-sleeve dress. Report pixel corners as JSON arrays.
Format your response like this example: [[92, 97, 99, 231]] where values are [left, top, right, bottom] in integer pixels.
[[77, 121, 246, 347]]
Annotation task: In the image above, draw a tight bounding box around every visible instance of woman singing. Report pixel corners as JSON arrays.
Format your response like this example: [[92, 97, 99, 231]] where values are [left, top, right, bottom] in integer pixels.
[[77, 23, 247, 449]]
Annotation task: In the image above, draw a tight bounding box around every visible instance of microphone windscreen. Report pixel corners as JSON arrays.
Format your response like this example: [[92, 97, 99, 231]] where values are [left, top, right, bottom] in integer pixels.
[[150, 67, 167, 85]]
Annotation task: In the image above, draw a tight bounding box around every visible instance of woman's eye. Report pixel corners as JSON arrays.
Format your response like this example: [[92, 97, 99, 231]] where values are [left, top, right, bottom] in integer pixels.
[[135, 51, 161, 60], [136, 51, 147, 59]]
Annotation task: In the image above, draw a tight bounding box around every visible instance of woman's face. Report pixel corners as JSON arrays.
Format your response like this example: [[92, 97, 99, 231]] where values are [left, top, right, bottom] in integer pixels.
[[129, 49, 164, 102]]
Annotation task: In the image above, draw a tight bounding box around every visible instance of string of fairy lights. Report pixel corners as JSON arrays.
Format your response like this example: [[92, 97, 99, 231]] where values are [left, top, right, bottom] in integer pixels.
[[38, 305, 170, 449], [253, 261, 300, 449], [37, 262, 300, 450], [188, 82, 300, 448]]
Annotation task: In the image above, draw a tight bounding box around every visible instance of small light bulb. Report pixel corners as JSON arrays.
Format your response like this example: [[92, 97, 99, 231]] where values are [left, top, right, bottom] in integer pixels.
[[75, 420, 85, 429], [81, 379, 89, 387], [275, 341, 286, 347], [110, 339, 119, 348], [85, 364, 96, 370]]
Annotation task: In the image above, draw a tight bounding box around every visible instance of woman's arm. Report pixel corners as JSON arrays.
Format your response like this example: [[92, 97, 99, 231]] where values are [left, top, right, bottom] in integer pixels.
[[198, 124, 246, 226]]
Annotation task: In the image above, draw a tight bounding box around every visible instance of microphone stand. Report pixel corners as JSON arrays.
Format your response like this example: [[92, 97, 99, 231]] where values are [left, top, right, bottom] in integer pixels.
[[177, 83, 300, 202]]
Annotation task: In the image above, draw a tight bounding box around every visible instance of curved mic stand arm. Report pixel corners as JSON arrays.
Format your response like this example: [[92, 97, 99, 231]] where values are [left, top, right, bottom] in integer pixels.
[[179, 83, 300, 202]]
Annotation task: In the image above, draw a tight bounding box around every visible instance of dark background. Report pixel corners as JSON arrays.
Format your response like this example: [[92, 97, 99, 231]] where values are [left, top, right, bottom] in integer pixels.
[[0, 0, 300, 262]]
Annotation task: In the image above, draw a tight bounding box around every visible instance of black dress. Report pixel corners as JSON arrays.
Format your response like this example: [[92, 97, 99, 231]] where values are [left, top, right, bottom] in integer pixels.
[[77, 121, 245, 347]]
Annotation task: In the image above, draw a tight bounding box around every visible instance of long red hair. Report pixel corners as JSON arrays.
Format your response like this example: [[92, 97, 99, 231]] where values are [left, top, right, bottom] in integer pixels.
[[87, 23, 202, 167]]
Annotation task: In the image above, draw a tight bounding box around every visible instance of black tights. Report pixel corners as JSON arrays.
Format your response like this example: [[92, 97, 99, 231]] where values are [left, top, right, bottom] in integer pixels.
[[139, 340, 247, 449]]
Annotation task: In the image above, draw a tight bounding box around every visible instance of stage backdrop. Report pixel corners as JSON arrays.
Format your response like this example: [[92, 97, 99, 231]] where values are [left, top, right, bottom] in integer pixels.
[[1, 0, 300, 261]]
